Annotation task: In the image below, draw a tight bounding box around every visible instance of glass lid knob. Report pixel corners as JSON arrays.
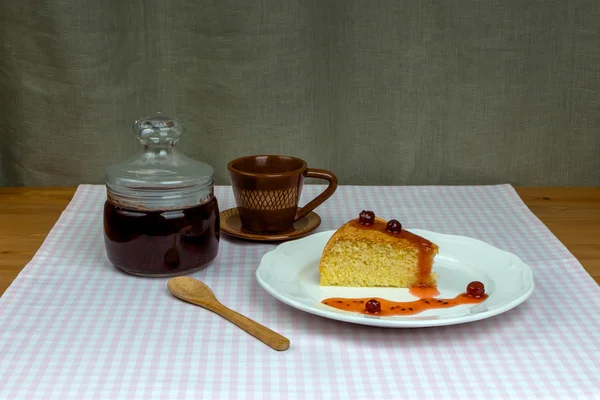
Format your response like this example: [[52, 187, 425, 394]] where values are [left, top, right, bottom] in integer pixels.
[[133, 115, 184, 146]]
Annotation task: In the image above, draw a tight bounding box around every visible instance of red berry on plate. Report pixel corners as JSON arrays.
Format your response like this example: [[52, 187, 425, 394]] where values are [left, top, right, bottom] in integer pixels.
[[365, 299, 381, 314], [386, 219, 402, 233], [466, 281, 485, 298], [359, 210, 375, 225]]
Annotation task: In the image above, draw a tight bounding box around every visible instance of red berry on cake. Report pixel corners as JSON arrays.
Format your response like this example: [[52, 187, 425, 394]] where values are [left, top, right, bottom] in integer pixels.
[[365, 299, 381, 314], [466, 281, 485, 298], [359, 210, 375, 225], [386, 219, 402, 233]]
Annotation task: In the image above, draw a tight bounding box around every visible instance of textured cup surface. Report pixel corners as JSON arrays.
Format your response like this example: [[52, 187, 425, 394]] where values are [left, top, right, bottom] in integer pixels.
[[228, 155, 337, 233]]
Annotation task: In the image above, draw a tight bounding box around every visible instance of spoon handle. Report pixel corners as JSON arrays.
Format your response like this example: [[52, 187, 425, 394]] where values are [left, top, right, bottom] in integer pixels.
[[203, 300, 290, 351]]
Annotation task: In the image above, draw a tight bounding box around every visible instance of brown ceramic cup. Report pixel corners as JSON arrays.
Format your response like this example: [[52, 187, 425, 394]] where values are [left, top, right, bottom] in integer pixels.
[[227, 155, 338, 233]]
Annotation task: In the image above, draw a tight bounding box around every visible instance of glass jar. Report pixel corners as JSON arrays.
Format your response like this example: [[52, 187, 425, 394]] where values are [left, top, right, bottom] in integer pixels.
[[103, 115, 219, 277]]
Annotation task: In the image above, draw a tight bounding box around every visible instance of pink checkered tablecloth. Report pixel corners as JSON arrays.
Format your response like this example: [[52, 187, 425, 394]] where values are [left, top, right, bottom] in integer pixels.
[[1, 184, 599, 399]]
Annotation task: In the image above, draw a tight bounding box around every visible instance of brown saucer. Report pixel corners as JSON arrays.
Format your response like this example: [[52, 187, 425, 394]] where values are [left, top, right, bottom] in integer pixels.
[[219, 208, 321, 242]]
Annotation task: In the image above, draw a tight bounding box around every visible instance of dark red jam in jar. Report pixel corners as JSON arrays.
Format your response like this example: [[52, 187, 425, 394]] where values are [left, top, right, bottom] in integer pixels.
[[103, 115, 220, 277], [103, 197, 219, 277]]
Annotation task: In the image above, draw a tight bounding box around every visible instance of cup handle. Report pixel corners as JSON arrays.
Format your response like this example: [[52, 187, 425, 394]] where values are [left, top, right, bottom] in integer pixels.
[[294, 169, 338, 221]]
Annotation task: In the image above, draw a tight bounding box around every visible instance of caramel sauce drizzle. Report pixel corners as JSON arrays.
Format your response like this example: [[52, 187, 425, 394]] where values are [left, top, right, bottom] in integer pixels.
[[322, 291, 487, 316]]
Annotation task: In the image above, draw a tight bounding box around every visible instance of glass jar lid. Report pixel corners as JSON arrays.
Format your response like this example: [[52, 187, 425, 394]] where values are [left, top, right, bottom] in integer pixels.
[[105, 115, 214, 211]]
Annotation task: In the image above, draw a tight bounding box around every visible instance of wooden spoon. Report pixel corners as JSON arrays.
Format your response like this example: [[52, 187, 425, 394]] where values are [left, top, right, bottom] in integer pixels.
[[167, 276, 290, 351]]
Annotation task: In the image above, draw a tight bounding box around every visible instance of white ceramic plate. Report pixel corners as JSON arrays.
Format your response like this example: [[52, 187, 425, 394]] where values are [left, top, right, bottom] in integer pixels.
[[256, 230, 535, 328]]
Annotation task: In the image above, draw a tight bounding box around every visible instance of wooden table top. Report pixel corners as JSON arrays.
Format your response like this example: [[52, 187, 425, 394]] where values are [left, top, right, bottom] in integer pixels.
[[1, 187, 599, 296]]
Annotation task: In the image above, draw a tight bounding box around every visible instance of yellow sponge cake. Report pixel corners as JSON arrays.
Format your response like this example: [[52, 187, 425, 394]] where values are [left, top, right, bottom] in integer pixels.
[[319, 211, 438, 287]]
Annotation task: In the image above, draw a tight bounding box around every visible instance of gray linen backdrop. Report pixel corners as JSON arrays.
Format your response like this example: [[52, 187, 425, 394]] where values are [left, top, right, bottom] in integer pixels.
[[1, 0, 599, 187]]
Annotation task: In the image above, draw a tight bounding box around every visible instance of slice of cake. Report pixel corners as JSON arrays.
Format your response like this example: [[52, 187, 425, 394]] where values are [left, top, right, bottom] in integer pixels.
[[319, 210, 438, 287]]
